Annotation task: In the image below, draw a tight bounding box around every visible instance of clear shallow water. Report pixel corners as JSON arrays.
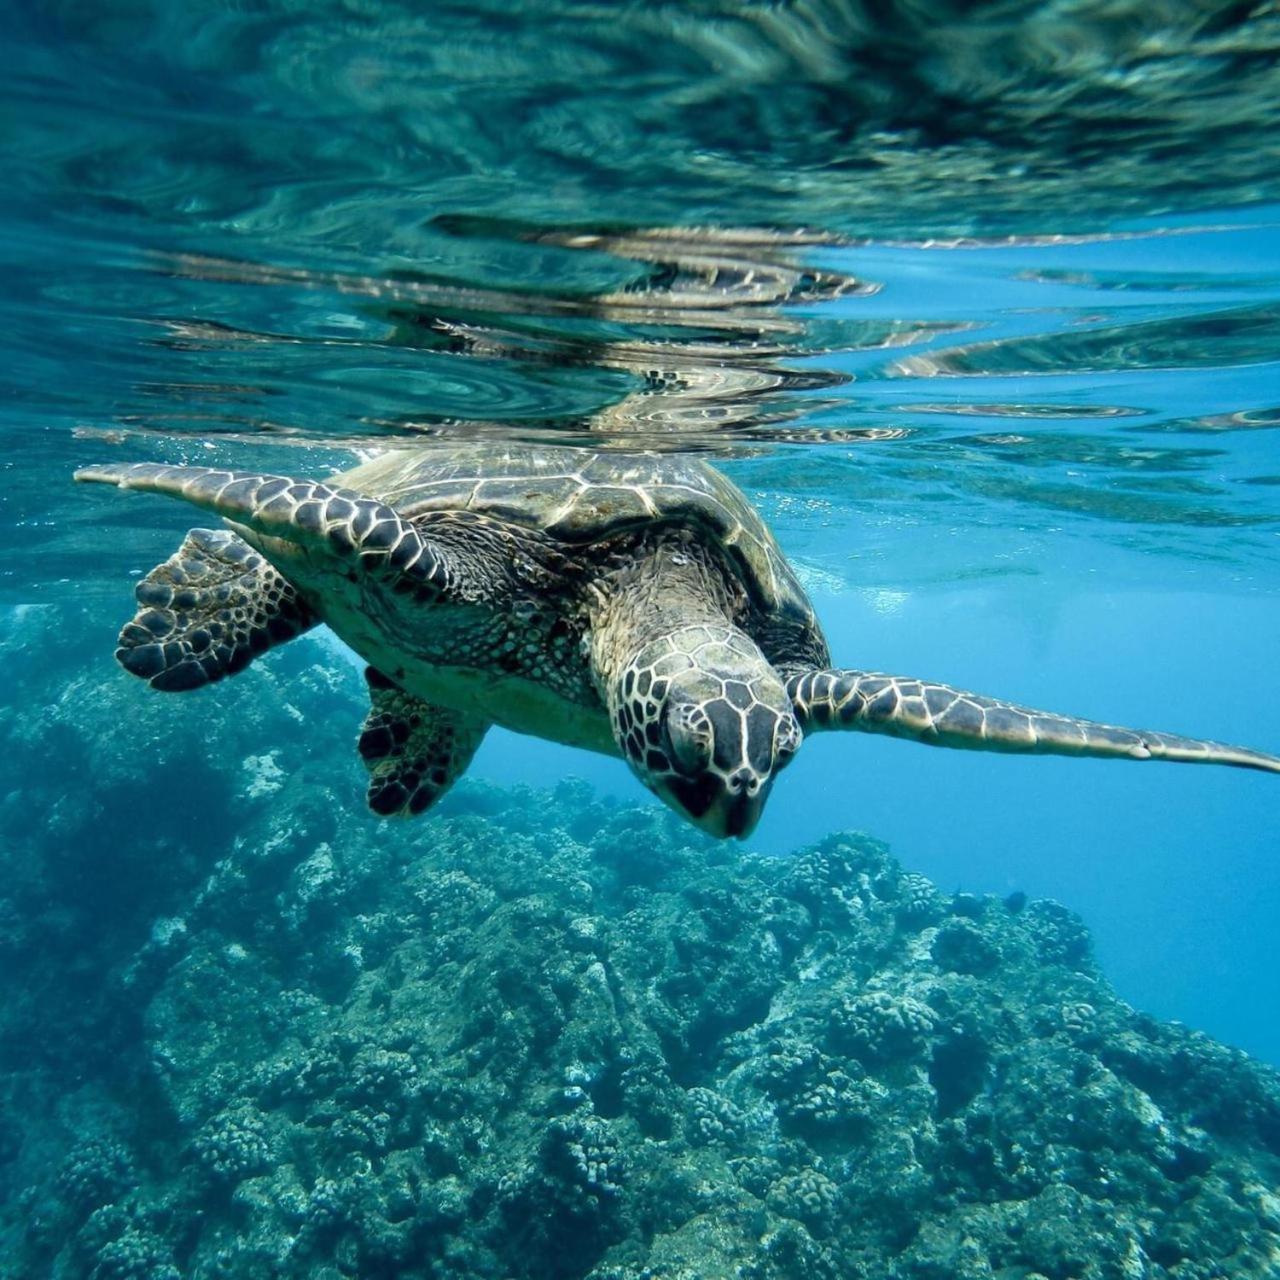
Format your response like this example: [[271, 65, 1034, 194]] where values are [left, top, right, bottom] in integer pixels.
[[2, 6, 1280, 1266]]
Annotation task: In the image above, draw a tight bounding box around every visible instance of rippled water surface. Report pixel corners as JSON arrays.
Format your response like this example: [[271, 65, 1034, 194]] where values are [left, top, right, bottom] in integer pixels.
[[3, 1, 1279, 1063]]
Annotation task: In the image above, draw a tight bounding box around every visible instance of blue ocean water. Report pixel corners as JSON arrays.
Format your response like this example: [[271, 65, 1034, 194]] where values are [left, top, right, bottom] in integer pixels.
[[3, 3, 1280, 1275]]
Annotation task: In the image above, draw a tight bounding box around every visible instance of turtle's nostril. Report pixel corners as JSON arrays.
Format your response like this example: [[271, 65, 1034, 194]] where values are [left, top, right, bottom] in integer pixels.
[[727, 768, 756, 795]]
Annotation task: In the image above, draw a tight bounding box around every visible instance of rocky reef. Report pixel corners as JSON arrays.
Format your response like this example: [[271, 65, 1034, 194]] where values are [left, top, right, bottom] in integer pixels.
[[2, 603, 1279, 1279]]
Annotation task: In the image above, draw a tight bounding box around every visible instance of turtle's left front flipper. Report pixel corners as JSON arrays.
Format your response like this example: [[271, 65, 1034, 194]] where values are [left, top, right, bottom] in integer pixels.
[[787, 668, 1280, 773], [359, 668, 489, 817]]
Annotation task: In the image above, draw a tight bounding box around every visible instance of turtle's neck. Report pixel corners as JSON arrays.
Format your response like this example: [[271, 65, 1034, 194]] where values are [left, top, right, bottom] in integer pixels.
[[587, 532, 744, 691]]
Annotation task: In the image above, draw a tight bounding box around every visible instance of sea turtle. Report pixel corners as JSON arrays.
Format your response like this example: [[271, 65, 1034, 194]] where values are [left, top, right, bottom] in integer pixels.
[[76, 446, 1280, 837]]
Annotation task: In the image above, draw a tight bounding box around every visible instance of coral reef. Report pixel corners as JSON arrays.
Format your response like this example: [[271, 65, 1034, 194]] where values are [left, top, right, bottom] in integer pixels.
[[2, 603, 1280, 1279]]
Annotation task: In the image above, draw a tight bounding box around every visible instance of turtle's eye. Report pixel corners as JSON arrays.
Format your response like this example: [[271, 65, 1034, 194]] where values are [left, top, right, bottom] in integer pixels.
[[664, 703, 713, 776], [774, 715, 802, 770]]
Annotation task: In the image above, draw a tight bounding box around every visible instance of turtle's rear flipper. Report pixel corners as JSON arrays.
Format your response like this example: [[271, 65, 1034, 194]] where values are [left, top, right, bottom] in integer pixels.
[[359, 668, 488, 817], [788, 668, 1280, 774], [117, 528, 315, 691]]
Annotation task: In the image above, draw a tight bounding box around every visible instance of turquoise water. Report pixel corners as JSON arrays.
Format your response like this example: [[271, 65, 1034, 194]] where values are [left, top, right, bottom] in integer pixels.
[[3, 3, 1280, 1276]]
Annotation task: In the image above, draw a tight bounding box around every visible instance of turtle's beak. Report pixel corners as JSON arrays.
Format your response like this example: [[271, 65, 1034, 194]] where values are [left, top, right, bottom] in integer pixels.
[[720, 789, 763, 839], [666, 774, 770, 840]]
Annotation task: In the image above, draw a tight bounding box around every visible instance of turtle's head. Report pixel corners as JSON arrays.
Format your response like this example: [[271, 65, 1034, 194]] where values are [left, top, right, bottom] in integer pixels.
[[611, 626, 801, 839]]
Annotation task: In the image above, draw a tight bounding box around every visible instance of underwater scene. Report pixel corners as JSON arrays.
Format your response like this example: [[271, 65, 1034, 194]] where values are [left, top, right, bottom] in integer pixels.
[[3, 2, 1280, 1277]]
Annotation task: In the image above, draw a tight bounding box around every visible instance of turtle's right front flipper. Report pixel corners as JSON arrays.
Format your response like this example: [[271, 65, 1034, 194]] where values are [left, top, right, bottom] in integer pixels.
[[788, 668, 1280, 774], [78, 460, 455, 691], [75, 462, 452, 592]]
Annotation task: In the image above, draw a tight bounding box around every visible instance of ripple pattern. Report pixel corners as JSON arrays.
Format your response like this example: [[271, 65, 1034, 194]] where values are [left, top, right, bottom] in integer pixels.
[[2, 2, 1279, 596]]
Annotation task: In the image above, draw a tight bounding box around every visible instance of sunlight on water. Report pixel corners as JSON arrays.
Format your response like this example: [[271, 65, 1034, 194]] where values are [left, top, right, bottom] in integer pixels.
[[10, 213, 1280, 598]]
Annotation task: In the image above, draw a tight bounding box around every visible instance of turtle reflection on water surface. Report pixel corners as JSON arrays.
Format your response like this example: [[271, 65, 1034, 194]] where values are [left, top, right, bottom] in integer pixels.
[[77, 446, 1280, 838]]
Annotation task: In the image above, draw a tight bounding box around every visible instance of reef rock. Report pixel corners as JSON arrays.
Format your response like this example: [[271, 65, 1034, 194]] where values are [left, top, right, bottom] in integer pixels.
[[1, 605, 1279, 1279]]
